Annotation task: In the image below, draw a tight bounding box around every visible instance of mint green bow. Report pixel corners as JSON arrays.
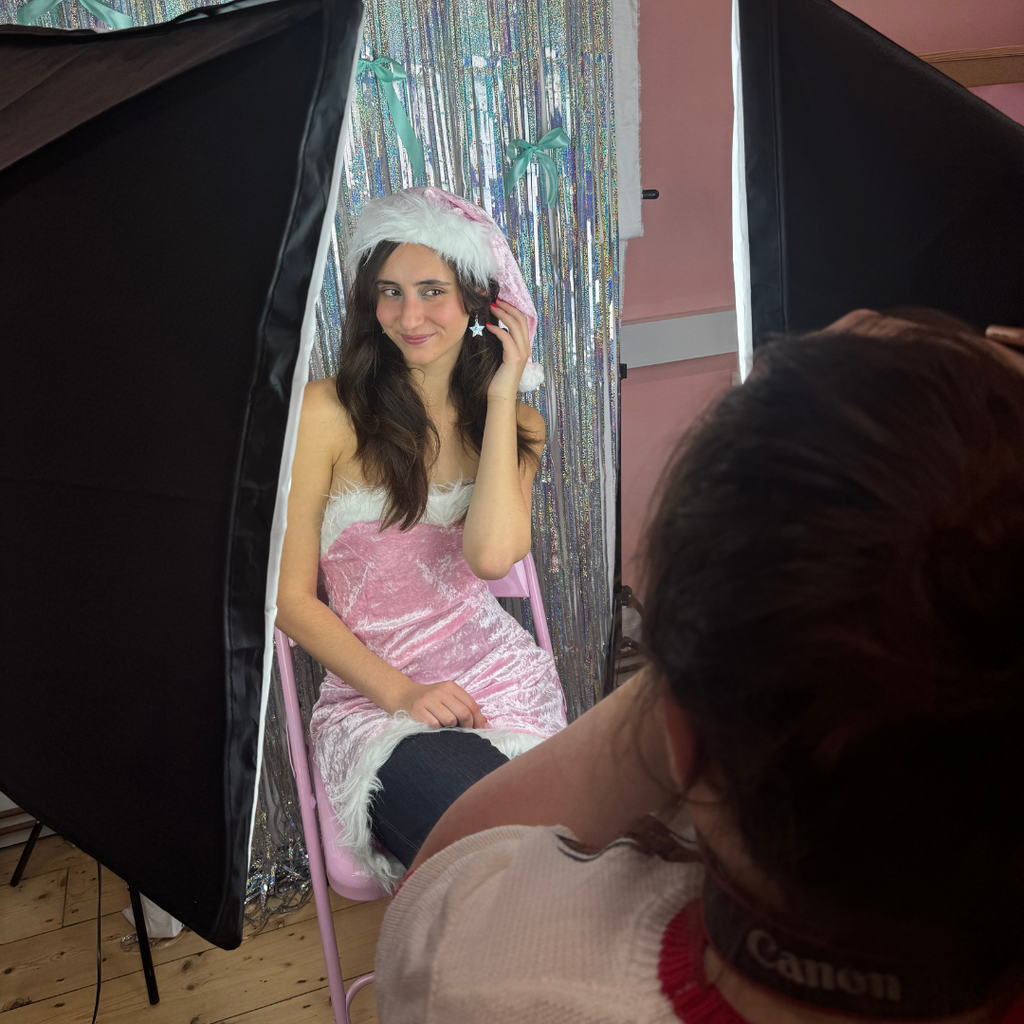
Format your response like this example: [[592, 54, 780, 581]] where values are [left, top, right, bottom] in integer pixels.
[[17, 0, 131, 29], [504, 127, 571, 203], [357, 56, 426, 181]]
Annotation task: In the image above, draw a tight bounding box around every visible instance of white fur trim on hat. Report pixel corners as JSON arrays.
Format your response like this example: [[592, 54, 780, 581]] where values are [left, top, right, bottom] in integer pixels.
[[347, 190, 499, 286], [517, 360, 545, 392]]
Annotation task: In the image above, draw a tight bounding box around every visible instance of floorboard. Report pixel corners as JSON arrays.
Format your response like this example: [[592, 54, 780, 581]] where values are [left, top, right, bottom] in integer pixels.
[[0, 873, 67, 946], [0, 835, 385, 1024], [0, 839, 93, 885], [213, 984, 378, 1023], [61, 864, 131, 929]]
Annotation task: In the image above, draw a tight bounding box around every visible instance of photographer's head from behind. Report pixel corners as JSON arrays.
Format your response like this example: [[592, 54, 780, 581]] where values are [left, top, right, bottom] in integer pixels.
[[375, 309, 1024, 1024], [647, 310, 1024, 1022]]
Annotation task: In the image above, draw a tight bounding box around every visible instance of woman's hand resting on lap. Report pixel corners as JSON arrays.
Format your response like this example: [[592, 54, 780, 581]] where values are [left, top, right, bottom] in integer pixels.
[[394, 679, 488, 730]]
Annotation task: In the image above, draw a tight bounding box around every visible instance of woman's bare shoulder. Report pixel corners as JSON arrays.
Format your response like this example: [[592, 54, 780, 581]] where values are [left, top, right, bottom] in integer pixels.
[[298, 377, 355, 454], [301, 377, 350, 430], [299, 377, 366, 487]]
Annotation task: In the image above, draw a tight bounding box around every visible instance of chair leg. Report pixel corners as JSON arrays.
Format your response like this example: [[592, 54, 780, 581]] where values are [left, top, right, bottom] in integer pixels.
[[303, 808, 350, 1024], [129, 886, 160, 1005], [346, 972, 375, 1014], [9, 820, 43, 887], [275, 628, 351, 1023]]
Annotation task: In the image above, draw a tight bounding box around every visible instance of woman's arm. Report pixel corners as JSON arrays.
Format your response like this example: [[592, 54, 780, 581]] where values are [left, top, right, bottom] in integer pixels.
[[408, 667, 678, 872], [462, 299, 543, 579], [276, 379, 486, 729]]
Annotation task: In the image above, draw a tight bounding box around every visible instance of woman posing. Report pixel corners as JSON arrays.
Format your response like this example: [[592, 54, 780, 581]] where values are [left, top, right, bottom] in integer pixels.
[[276, 188, 566, 888]]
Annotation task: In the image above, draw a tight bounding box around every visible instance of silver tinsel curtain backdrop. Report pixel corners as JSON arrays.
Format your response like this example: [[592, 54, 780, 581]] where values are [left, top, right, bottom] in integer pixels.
[[1, 0, 620, 927]]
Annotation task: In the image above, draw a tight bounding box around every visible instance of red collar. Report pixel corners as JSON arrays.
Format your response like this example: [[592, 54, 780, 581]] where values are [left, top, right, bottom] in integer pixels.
[[660, 901, 746, 1024], [659, 902, 1024, 1024]]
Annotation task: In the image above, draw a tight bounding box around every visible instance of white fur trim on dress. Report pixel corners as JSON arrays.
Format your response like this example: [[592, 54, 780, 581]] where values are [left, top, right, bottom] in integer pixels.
[[320, 478, 475, 556], [322, 713, 546, 892], [347, 190, 499, 287], [517, 360, 545, 392]]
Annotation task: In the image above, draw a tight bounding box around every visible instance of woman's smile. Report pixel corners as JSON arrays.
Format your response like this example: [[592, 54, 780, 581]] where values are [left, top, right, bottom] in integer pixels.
[[375, 243, 471, 367]]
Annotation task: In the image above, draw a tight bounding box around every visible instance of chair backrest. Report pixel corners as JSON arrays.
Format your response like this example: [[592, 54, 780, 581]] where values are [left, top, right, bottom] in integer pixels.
[[486, 551, 553, 656]]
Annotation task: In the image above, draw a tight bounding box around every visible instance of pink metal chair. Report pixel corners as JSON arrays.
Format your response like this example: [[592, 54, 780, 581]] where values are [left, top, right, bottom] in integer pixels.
[[274, 551, 556, 1024]]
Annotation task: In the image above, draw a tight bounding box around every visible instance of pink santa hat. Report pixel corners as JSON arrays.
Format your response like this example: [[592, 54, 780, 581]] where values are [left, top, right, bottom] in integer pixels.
[[346, 186, 544, 392]]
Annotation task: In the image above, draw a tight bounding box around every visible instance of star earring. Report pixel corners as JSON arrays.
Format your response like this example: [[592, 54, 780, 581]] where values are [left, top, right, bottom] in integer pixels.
[[470, 316, 485, 337]]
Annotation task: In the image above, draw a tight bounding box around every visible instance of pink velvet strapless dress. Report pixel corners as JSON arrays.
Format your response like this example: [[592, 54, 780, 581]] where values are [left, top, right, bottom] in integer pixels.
[[309, 480, 567, 889]]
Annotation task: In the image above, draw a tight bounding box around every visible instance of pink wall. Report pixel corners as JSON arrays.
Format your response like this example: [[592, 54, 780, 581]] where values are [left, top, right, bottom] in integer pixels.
[[619, 353, 735, 591], [972, 83, 1024, 125], [622, 0, 734, 323]]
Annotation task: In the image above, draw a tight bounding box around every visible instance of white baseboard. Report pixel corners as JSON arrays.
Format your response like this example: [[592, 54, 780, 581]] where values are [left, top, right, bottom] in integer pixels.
[[0, 790, 55, 849], [621, 308, 738, 368], [0, 814, 55, 849]]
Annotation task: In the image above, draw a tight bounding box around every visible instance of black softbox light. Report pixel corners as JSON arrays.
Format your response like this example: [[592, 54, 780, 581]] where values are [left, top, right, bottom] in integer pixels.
[[732, 0, 1024, 356], [0, 0, 362, 948]]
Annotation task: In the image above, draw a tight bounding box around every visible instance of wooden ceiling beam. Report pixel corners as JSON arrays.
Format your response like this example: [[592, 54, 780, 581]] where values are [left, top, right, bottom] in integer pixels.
[[919, 45, 1024, 88]]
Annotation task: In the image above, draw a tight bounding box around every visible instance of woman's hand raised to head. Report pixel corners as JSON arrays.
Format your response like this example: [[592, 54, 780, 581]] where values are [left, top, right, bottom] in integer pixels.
[[485, 298, 532, 401], [463, 296, 542, 578], [394, 678, 489, 730]]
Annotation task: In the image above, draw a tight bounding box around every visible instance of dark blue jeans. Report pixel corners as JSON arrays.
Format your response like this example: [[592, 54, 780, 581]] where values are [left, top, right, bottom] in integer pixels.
[[369, 730, 510, 867]]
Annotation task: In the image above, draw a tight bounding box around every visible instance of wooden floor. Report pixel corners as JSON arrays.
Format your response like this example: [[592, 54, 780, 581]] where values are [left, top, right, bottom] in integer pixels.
[[0, 835, 388, 1023]]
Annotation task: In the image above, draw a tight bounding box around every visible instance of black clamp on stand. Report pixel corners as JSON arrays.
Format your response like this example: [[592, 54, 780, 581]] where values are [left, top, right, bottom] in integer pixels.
[[9, 818, 160, 1004], [603, 584, 646, 698], [602, 362, 646, 698]]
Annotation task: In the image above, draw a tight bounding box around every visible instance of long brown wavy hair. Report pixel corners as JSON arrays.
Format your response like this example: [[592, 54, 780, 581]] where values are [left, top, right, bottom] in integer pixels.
[[336, 240, 541, 530]]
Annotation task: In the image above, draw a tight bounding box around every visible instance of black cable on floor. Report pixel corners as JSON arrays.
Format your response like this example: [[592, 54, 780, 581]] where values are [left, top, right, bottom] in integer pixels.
[[91, 859, 102, 1024]]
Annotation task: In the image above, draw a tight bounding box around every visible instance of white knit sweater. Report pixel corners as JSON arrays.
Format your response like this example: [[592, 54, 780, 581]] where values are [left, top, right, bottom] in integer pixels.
[[374, 824, 705, 1023]]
